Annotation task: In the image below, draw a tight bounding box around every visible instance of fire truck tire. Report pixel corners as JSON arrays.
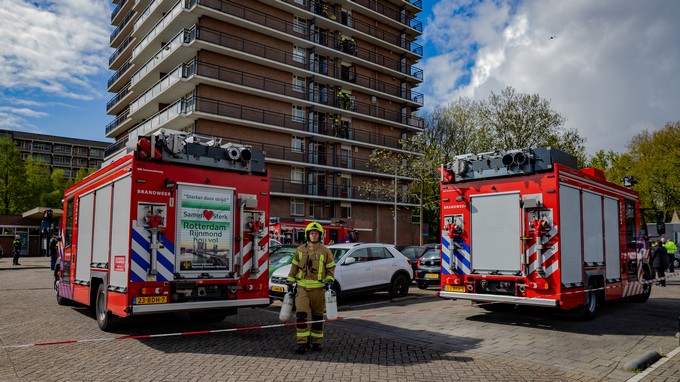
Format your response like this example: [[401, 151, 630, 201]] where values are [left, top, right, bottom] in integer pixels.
[[56, 284, 71, 306], [581, 280, 601, 320], [630, 272, 652, 303], [95, 284, 116, 331], [389, 273, 410, 298]]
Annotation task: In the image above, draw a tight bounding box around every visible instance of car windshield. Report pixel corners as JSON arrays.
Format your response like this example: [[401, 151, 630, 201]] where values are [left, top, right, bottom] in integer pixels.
[[270, 248, 296, 267], [421, 249, 440, 261], [331, 248, 350, 262]]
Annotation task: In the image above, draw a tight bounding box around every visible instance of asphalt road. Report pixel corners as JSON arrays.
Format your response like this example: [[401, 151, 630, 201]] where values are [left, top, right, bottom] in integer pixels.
[[1, 257, 679, 381]]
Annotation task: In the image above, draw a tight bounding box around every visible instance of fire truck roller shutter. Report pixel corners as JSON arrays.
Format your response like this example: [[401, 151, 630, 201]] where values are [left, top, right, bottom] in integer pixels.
[[582, 191, 604, 266], [559, 185, 583, 285], [470, 192, 521, 274], [603, 197, 621, 280], [110, 175, 132, 289], [75, 192, 95, 283]]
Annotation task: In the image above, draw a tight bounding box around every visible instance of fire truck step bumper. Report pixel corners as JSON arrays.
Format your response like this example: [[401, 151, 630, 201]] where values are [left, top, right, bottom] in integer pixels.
[[439, 292, 559, 307], [130, 298, 271, 314]]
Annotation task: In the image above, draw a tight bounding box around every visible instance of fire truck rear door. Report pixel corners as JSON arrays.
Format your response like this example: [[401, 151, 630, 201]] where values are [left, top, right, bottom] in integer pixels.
[[470, 192, 521, 275]]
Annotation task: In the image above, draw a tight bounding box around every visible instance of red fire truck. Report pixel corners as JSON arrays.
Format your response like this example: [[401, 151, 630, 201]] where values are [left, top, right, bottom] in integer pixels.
[[55, 131, 270, 330], [437, 147, 652, 318], [269, 218, 358, 245]]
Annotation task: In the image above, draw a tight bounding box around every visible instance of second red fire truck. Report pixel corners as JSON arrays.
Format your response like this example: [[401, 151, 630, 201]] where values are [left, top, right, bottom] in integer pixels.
[[437, 147, 652, 318], [55, 131, 271, 330]]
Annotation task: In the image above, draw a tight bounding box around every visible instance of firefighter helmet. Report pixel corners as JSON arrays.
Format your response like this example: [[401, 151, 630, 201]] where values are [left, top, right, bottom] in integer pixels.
[[305, 222, 324, 242]]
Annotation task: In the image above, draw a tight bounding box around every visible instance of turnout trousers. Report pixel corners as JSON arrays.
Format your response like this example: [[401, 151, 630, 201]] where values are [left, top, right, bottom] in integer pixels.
[[294, 286, 325, 346]]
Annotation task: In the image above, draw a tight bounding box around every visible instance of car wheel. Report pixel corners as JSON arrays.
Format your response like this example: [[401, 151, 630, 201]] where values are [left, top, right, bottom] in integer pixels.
[[416, 281, 428, 290], [389, 273, 410, 298], [630, 269, 652, 303], [55, 281, 70, 306], [674, 258, 680, 270]]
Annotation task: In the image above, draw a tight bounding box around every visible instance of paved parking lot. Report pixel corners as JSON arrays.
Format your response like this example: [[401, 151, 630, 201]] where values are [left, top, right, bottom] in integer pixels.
[[2, 257, 679, 381]]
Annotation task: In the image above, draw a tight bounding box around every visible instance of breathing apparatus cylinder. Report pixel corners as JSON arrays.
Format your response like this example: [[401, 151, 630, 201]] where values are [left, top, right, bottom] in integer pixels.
[[279, 289, 294, 322], [325, 288, 337, 320]]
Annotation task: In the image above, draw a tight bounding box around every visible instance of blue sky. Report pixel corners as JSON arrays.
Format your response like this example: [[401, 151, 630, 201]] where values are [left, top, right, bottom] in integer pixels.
[[1, 0, 679, 155]]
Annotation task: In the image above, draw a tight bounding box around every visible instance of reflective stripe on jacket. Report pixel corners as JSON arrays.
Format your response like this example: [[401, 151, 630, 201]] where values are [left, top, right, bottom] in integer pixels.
[[287, 242, 336, 289]]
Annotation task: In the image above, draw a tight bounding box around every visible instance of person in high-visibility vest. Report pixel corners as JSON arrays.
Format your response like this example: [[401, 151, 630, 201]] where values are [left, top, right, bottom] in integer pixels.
[[661, 236, 677, 272], [287, 222, 336, 354]]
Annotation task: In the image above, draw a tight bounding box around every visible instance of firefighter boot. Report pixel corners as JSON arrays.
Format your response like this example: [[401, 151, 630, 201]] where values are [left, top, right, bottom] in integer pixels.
[[295, 344, 307, 354]]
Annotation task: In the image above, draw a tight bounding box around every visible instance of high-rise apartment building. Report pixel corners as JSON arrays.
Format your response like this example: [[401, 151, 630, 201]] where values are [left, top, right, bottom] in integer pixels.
[[104, 0, 424, 244]]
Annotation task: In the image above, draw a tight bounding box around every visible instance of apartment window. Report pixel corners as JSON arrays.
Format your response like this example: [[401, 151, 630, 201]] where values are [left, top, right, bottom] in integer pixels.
[[308, 201, 323, 218], [90, 148, 104, 158], [291, 167, 304, 184], [32, 154, 51, 163], [292, 75, 305, 93], [75, 147, 89, 156], [53, 144, 72, 154], [291, 105, 305, 123], [293, 16, 306, 34], [32, 142, 51, 151], [293, 46, 306, 63], [340, 203, 351, 218], [291, 136, 304, 153], [291, 198, 305, 216], [53, 156, 72, 165]]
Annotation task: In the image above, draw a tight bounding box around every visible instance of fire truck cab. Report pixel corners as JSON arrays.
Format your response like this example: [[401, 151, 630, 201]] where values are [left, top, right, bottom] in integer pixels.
[[269, 218, 358, 245], [55, 130, 271, 330], [437, 147, 652, 318]]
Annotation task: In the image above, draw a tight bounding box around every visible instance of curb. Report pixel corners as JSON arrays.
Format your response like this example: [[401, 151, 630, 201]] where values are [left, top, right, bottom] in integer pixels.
[[623, 350, 661, 371]]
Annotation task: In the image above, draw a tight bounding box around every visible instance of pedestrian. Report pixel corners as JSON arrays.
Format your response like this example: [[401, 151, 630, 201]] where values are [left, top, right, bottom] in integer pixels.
[[651, 239, 668, 287], [12, 235, 22, 266], [49, 236, 59, 270], [661, 236, 677, 273], [286, 221, 336, 354]]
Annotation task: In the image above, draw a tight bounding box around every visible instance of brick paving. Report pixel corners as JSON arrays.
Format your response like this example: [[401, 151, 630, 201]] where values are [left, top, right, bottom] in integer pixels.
[[1, 256, 679, 381]]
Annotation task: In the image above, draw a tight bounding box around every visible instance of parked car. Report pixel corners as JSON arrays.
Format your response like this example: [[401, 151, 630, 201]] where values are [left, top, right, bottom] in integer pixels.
[[269, 245, 297, 278], [269, 243, 413, 301], [399, 246, 428, 276], [414, 248, 441, 289], [423, 243, 441, 250]]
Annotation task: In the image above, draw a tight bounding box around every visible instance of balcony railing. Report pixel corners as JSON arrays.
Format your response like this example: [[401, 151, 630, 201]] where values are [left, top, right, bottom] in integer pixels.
[[106, 83, 130, 112], [110, 9, 134, 44], [108, 60, 131, 88], [349, 0, 422, 33], [109, 35, 133, 66], [105, 108, 130, 134], [194, 0, 423, 76], [202, 0, 421, 56], [111, 0, 128, 22], [132, 0, 189, 61], [270, 177, 416, 204]]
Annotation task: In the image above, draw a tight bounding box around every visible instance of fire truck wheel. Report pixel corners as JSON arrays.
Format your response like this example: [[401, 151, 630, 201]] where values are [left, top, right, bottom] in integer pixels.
[[56, 283, 70, 306], [389, 273, 410, 298], [581, 281, 601, 320], [96, 284, 116, 331]]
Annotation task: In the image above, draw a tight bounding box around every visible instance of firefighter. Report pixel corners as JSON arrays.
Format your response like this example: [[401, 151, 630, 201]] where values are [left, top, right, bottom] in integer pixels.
[[286, 221, 336, 354], [661, 236, 677, 272], [12, 235, 22, 266]]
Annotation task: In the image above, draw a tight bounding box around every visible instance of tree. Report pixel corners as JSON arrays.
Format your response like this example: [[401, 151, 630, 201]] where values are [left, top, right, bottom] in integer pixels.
[[478, 86, 586, 163], [615, 121, 680, 221], [0, 136, 29, 214]]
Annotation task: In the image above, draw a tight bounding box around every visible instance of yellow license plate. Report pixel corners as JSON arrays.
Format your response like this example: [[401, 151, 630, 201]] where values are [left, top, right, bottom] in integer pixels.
[[272, 286, 285, 292], [134, 296, 168, 305], [445, 285, 466, 292], [425, 273, 439, 279]]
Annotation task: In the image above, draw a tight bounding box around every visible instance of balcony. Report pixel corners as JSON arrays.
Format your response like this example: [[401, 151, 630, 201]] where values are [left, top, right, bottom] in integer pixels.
[[129, 63, 195, 118], [347, 0, 422, 33], [194, 0, 423, 80], [108, 60, 133, 92], [111, 0, 132, 25], [206, 0, 420, 58], [109, 35, 133, 69], [106, 82, 132, 114], [270, 177, 417, 205], [131, 0, 197, 65], [110, 9, 135, 47], [105, 108, 132, 136]]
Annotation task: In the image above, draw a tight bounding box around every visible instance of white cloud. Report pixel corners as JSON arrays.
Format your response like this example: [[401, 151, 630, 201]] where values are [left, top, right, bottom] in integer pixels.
[[0, 0, 111, 100], [421, 0, 680, 155]]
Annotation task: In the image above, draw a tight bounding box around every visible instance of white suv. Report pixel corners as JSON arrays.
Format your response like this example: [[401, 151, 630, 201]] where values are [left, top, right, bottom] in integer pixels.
[[269, 243, 412, 300]]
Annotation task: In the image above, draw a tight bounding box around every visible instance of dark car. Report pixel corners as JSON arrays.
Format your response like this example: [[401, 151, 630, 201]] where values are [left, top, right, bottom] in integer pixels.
[[400, 246, 428, 276], [414, 248, 441, 289]]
